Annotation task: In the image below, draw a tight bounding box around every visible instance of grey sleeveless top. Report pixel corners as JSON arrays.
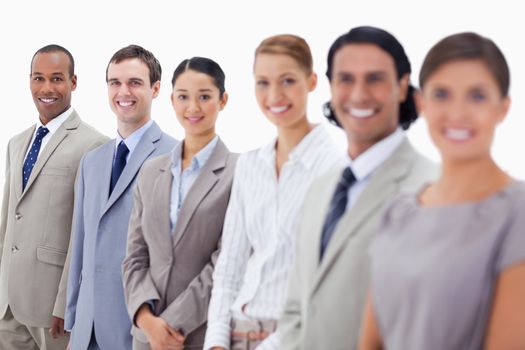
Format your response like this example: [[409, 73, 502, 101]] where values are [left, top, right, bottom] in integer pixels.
[[369, 181, 525, 350]]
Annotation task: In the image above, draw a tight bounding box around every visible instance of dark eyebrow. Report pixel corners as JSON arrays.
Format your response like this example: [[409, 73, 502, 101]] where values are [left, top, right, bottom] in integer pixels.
[[129, 78, 144, 83], [107, 78, 119, 83], [199, 88, 213, 92], [366, 70, 388, 77]]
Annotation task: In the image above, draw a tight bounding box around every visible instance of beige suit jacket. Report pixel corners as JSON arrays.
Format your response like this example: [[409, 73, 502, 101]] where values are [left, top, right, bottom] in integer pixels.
[[280, 139, 438, 350], [0, 111, 107, 327], [123, 139, 237, 348]]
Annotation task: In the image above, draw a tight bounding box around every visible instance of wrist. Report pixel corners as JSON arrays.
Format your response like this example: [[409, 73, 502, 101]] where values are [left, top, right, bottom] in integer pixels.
[[136, 304, 155, 330]]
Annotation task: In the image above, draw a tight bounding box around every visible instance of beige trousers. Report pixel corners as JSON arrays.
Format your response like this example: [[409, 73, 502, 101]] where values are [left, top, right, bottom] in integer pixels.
[[0, 306, 69, 350]]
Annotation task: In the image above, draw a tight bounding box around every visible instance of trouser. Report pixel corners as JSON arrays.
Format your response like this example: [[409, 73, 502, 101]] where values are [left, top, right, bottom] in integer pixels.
[[230, 318, 277, 350], [0, 306, 69, 350]]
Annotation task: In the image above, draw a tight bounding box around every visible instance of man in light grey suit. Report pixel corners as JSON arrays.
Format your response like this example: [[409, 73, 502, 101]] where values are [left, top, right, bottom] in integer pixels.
[[0, 45, 107, 350], [65, 45, 177, 350], [280, 27, 438, 350]]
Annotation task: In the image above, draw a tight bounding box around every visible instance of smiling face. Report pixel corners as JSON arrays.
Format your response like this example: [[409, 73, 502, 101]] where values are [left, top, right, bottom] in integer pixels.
[[107, 58, 160, 131], [253, 53, 316, 130], [171, 69, 227, 138], [330, 43, 409, 158], [419, 59, 510, 162], [30, 51, 77, 124]]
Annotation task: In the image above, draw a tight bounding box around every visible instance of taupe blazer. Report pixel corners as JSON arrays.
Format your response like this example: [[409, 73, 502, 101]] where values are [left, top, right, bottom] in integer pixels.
[[123, 139, 237, 348], [0, 111, 107, 327], [280, 139, 438, 350]]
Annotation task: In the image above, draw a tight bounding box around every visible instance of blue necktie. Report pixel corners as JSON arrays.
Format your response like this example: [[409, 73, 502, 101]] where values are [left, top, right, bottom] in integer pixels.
[[22, 126, 49, 191], [110, 141, 129, 195], [320, 167, 356, 260]]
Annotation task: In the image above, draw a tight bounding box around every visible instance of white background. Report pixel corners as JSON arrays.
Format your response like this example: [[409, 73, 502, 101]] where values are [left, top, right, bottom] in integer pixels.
[[1, 0, 524, 197]]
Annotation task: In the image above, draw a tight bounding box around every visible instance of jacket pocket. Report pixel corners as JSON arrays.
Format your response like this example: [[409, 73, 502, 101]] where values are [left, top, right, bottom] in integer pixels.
[[40, 167, 69, 177], [36, 246, 67, 266]]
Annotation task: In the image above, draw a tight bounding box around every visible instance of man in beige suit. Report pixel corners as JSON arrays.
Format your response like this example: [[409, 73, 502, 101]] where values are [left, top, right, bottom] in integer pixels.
[[0, 45, 107, 349], [280, 27, 438, 350]]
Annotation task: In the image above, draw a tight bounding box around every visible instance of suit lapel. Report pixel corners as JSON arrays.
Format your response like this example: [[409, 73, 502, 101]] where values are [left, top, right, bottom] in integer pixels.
[[171, 139, 228, 249], [97, 142, 115, 215], [152, 155, 175, 256], [311, 140, 416, 296], [20, 112, 81, 201], [103, 122, 162, 214], [14, 127, 35, 201]]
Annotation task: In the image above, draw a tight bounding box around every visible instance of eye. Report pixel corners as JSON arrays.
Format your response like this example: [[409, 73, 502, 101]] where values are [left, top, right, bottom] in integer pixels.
[[177, 94, 188, 100], [33, 76, 43, 81], [432, 88, 449, 101], [130, 80, 142, 86], [366, 73, 384, 84], [256, 80, 269, 87], [282, 78, 296, 86], [199, 94, 211, 101], [52, 77, 64, 82], [469, 89, 486, 102], [337, 74, 354, 84]]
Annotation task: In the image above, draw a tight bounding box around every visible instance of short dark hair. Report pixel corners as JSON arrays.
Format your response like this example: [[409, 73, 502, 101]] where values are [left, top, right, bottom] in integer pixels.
[[31, 44, 75, 77], [323, 26, 417, 130], [419, 32, 510, 97], [171, 57, 226, 97], [106, 45, 161, 86]]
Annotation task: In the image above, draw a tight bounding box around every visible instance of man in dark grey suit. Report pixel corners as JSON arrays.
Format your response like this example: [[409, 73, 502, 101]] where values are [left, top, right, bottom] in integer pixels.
[[0, 45, 107, 350], [280, 27, 438, 350], [65, 45, 177, 350]]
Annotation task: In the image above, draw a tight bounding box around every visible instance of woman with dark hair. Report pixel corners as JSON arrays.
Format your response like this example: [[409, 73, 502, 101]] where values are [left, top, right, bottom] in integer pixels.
[[122, 57, 238, 350], [204, 34, 343, 350], [360, 32, 525, 350]]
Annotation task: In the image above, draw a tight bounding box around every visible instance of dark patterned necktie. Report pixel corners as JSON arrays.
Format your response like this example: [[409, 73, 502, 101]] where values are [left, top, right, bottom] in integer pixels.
[[320, 167, 356, 260], [22, 126, 49, 190], [110, 141, 129, 195]]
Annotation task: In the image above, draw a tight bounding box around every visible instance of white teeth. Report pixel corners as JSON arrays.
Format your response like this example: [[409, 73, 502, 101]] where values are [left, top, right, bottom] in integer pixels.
[[269, 105, 289, 113], [350, 108, 374, 118], [118, 101, 134, 107], [40, 98, 56, 103], [445, 128, 472, 141]]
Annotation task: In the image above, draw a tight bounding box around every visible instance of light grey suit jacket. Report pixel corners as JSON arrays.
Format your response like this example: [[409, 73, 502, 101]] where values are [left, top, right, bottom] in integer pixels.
[[0, 111, 107, 327], [123, 139, 237, 349], [280, 139, 438, 350], [65, 121, 177, 350]]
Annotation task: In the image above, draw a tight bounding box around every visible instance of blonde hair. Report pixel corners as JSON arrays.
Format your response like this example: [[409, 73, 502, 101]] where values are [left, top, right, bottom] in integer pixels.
[[254, 34, 313, 75]]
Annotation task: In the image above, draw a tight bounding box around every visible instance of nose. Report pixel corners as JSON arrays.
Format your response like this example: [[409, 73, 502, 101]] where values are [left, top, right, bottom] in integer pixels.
[[118, 83, 131, 96], [268, 84, 284, 104], [188, 97, 201, 113], [40, 80, 54, 94], [350, 79, 371, 104], [448, 99, 469, 122]]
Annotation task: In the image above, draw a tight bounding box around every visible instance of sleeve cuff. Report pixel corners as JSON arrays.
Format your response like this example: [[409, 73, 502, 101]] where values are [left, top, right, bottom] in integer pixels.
[[203, 322, 231, 350]]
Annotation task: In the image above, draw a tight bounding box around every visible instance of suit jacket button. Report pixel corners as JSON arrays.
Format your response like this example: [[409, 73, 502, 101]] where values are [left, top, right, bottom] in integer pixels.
[[11, 246, 19, 253], [15, 213, 22, 220]]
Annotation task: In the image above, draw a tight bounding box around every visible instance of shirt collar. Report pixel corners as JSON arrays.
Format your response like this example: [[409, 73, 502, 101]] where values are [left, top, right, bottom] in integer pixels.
[[36, 106, 73, 134], [348, 127, 405, 181], [259, 124, 332, 170], [115, 119, 153, 154], [171, 135, 219, 173]]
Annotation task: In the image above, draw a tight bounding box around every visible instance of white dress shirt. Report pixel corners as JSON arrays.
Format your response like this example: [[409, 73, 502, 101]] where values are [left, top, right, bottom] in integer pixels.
[[346, 127, 406, 210], [23, 106, 74, 160], [114, 119, 153, 162], [169, 136, 219, 231], [204, 125, 345, 350]]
